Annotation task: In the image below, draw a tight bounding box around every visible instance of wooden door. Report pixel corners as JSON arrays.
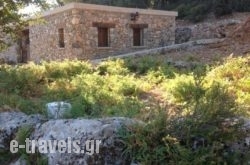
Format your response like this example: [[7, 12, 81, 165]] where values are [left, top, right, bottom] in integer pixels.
[[133, 28, 141, 46], [98, 27, 108, 47]]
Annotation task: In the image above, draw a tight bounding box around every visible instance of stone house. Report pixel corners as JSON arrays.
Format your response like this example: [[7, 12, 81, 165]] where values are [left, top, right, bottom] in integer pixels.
[[1, 3, 178, 62]]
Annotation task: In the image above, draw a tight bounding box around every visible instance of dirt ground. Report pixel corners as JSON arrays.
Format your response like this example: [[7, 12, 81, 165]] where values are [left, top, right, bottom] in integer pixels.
[[162, 13, 250, 63]]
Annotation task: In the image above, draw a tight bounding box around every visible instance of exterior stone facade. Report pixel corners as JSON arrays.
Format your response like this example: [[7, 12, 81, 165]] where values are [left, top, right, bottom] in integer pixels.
[[0, 44, 19, 63], [29, 3, 177, 61]]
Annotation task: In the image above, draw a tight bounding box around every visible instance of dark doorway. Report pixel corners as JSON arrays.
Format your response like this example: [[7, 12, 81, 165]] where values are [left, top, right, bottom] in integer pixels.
[[58, 28, 65, 48], [133, 28, 143, 46], [98, 27, 109, 47], [20, 29, 30, 63]]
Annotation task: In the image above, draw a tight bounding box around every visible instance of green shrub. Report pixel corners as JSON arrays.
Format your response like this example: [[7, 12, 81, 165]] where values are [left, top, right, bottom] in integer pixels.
[[176, 4, 190, 19], [97, 59, 129, 75], [187, 4, 210, 22], [172, 81, 205, 105], [69, 72, 145, 117], [44, 78, 79, 101], [206, 56, 250, 116], [15, 125, 48, 165], [70, 97, 102, 117], [105, 97, 142, 117], [15, 125, 34, 155], [0, 63, 46, 97], [0, 149, 17, 165], [119, 112, 190, 165], [145, 66, 176, 84], [0, 93, 44, 114], [160, 74, 194, 102], [121, 81, 245, 164], [172, 65, 207, 105], [43, 60, 93, 80], [164, 0, 250, 22], [232, 0, 250, 12], [125, 56, 162, 74], [214, 0, 233, 17]]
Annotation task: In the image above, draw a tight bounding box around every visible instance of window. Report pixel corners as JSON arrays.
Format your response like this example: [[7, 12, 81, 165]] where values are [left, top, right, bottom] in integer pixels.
[[22, 29, 29, 45], [133, 28, 144, 46], [93, 22, 115, 47], [130, 24, 148, 47], [98, 27, 109, 47], [58, 28, 65, 48]]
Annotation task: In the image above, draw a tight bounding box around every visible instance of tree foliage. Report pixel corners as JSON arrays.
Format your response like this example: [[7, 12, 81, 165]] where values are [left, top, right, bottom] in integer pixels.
[[0, 0, 48, 50], [59, 0, 173, 9], [59, 0, 250, 22]]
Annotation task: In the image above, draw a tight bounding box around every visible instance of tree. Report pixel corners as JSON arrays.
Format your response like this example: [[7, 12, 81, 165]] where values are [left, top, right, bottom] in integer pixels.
[[0, 0, 48, 51]]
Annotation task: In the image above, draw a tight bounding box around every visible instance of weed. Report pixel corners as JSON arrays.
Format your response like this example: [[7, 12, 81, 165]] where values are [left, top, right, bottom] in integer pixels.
[[15, 125, 48, 165]]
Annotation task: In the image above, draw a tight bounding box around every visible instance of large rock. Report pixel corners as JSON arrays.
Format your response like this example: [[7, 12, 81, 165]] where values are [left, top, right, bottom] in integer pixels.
[[1, 111, 249, 165], [30, 117, 137, 165], [0, 112, 45, 150], [0, 112, 140, 165], [9, 157, 27, 165], [175, 27, 192, 44]]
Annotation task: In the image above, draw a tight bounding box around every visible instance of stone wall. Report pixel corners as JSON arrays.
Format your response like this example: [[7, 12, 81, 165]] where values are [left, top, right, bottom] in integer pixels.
[[29, 10, 75, 62], [0, 30, 30, 64], [176, 19, 242, 43], [0, 34, 20, 63], [188, 20, 241, 40], [29, 3, 177, 62], [0, 44, 19, 63]]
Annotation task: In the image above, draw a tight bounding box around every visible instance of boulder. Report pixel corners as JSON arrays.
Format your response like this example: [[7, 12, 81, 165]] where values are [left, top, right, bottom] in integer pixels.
[[0, 112, 45, 150], [9, 158, 27, 165], [30, 117, 138, 165], [0, 112, 140, 165], [1, 111, 249, 165]]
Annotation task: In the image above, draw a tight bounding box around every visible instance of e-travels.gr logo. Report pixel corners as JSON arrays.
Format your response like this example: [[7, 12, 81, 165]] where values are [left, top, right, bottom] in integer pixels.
[[10, 138, 102, 155]]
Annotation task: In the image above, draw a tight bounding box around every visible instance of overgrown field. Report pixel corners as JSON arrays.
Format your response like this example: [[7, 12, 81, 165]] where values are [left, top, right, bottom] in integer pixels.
[[0, 55, 249, 164]]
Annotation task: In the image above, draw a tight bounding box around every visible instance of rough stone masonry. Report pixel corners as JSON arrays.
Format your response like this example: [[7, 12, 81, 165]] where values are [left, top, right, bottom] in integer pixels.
[[26, 3, 177, 62]]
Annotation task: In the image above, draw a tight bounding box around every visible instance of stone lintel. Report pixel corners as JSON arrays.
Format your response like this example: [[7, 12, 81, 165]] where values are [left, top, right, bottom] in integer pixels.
[[92, 22, 116, 28], [129, 24, 148, 28]]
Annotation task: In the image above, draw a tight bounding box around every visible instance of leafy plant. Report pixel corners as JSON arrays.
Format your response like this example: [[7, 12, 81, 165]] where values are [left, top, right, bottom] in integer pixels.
[[14, 125, 48, 165], [119, 111, 190, 165]]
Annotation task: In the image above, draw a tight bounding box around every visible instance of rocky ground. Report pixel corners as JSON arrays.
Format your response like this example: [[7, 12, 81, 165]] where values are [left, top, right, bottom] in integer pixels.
[[0, 112, 140, 165], [165, 12, 250, 63], [0, 111, 249, 165]]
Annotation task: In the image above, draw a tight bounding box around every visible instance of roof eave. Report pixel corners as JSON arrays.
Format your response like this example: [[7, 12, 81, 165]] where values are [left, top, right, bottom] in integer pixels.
[[42, 2, 178, 18]]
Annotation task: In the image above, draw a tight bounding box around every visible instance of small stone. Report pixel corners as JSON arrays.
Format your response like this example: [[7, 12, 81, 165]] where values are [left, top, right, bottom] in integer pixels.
[[46, 102, 72, 119]]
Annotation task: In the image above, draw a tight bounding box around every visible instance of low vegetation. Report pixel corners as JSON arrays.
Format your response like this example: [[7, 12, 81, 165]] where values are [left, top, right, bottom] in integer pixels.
[[0, 55, 249, 164]]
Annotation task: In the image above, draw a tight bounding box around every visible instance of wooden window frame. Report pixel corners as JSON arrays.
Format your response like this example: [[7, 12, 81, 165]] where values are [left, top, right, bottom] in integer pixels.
[[130, 24, 148, 47], [93, 22, 115, 48], [133, 28, 144, 47], [97, 27, 110, 47], [58, 28, 65, 48]]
